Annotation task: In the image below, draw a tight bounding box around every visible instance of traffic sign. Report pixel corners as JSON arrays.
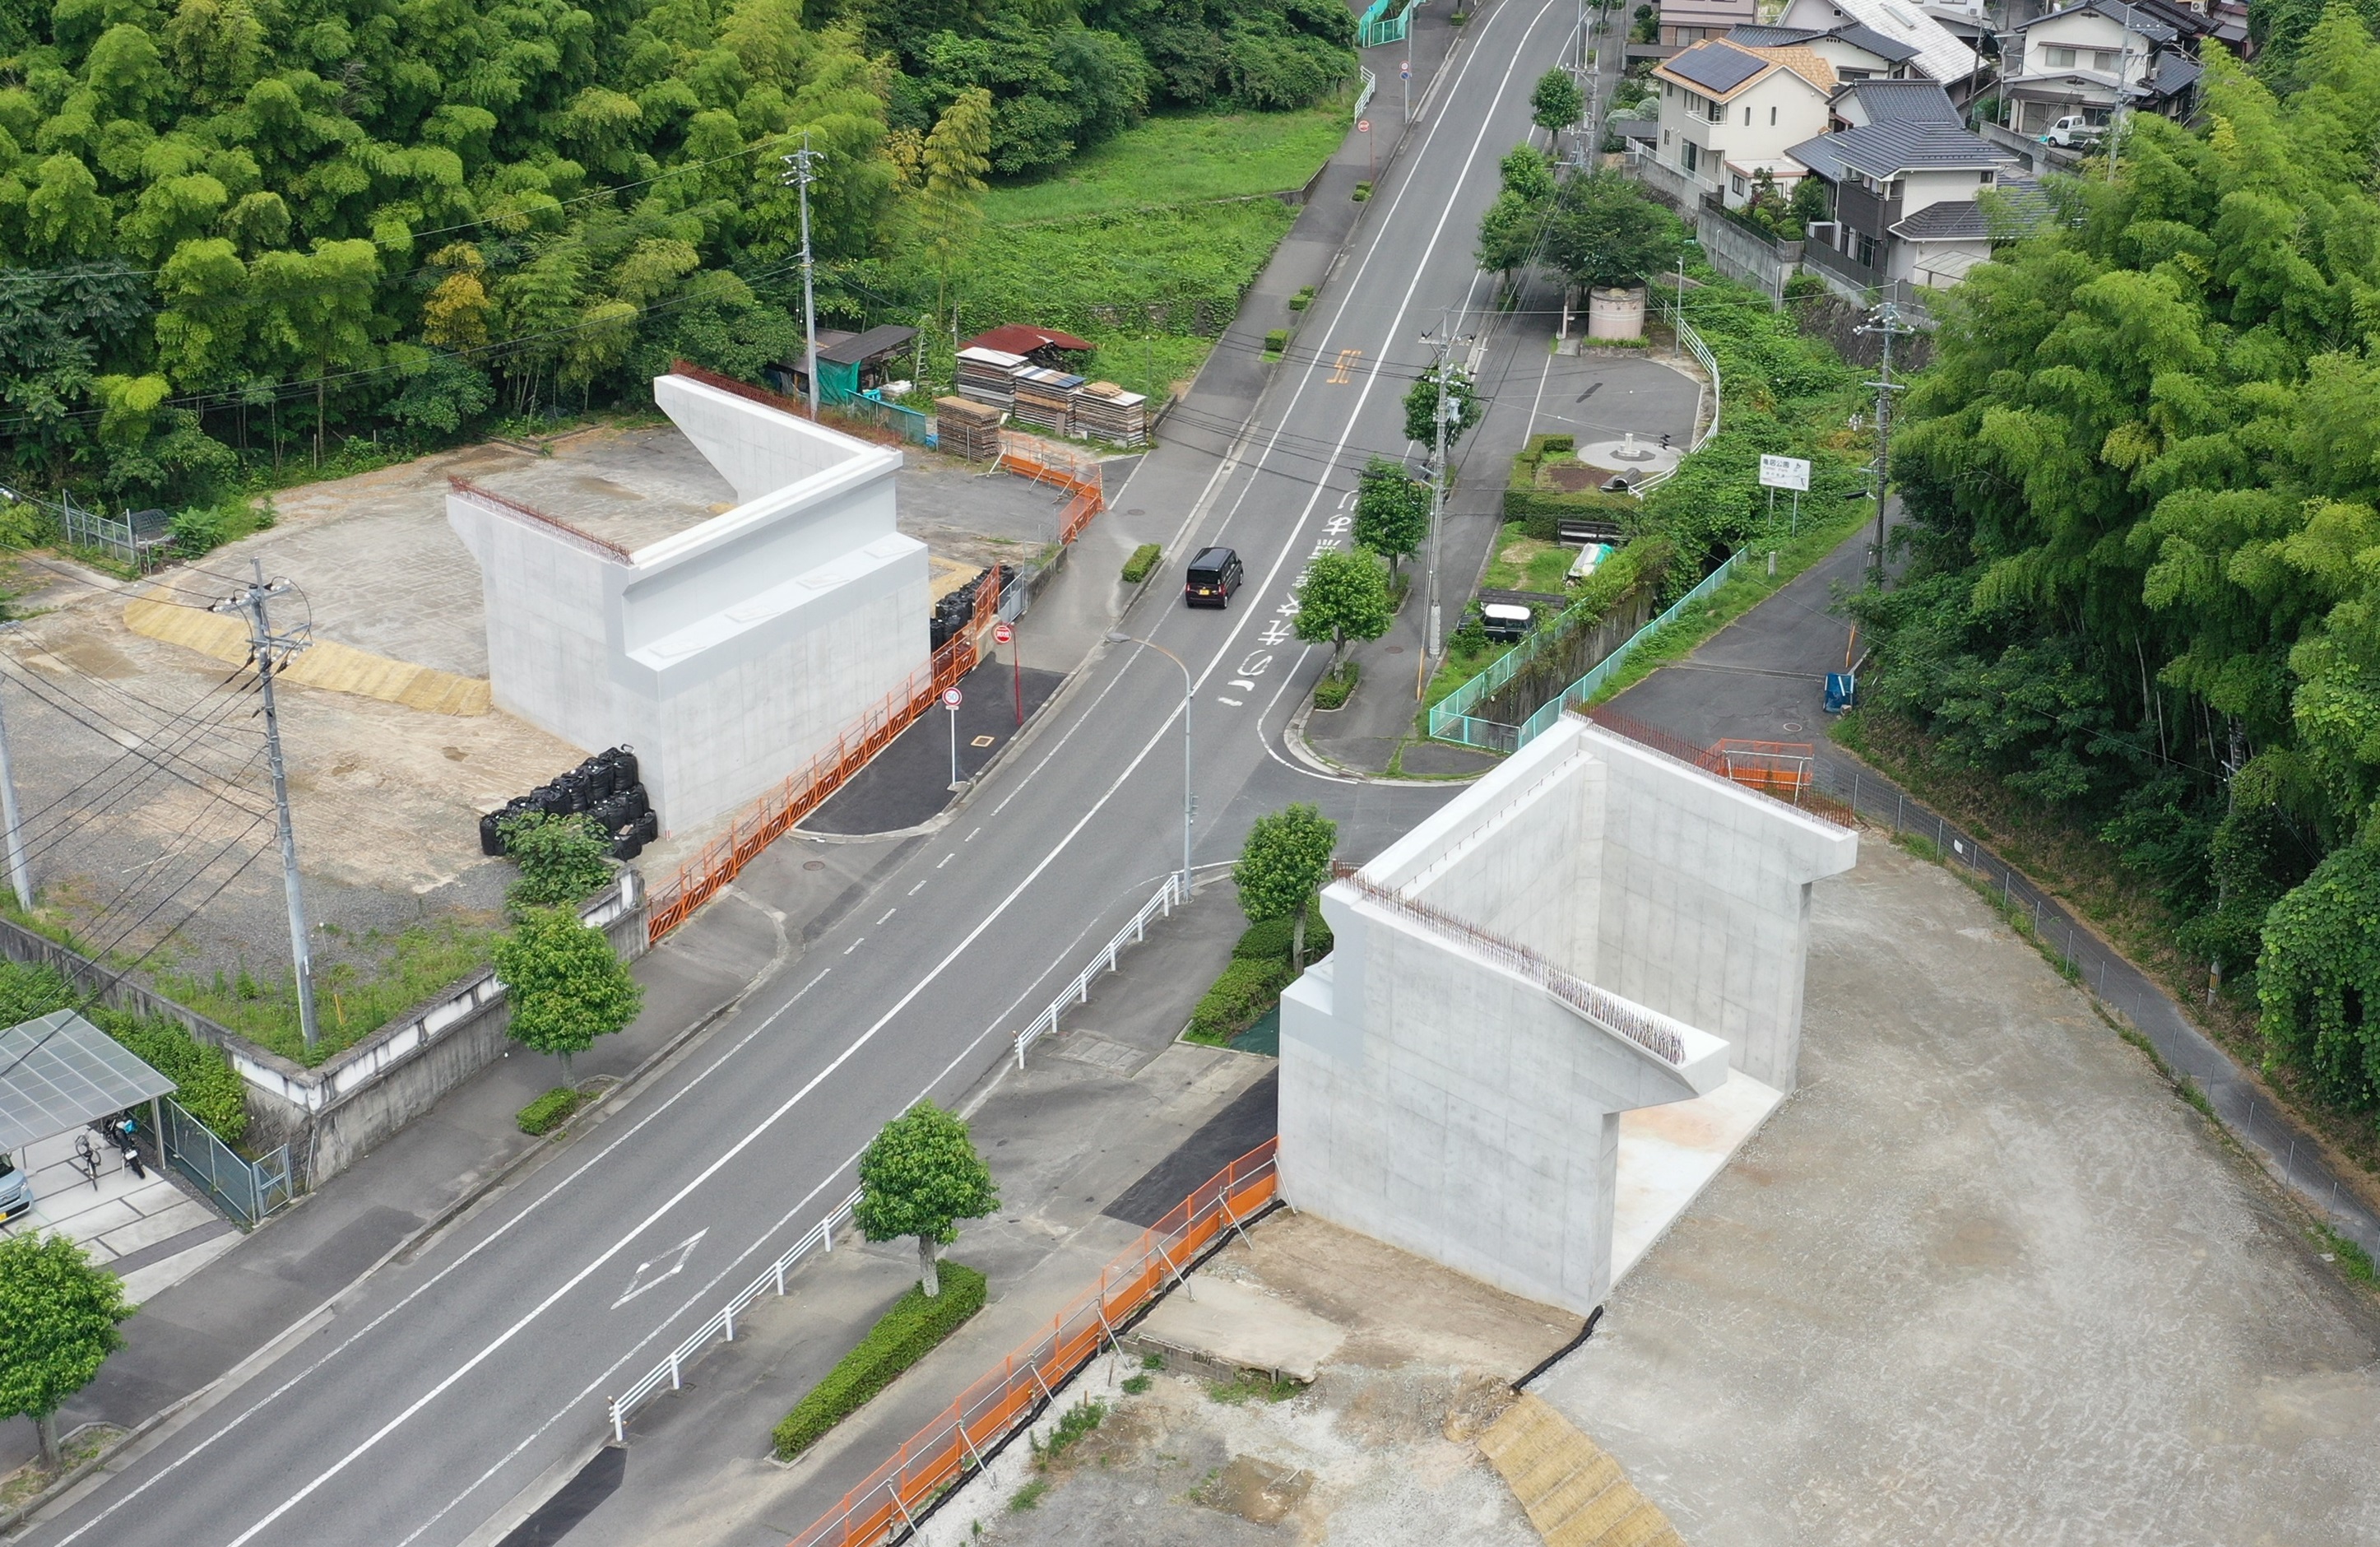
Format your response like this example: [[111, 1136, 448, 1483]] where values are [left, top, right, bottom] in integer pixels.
[[1357, 118, 1371, 133], [941, 686, 963, 708], [1758, 454, 1811, 491], [1400, 61, 1410, 78], [992, 622, 1013, 645]]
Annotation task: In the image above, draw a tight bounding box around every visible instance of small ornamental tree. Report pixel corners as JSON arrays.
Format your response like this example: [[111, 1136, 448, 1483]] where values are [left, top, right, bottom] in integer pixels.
[[854, 1101, 1000, 1298], [1293, 549, 1394, 672], [1530, 67, 1584, 137], [1402, 369, 1482, 450], [499, 811, 615, 909], [1545, 170, 1686, 291], [0, 1233, 132, 1468], [1353, 458, 1430, 572], [493, 907, 643, 1081], [1233, 805, 1339, 969]]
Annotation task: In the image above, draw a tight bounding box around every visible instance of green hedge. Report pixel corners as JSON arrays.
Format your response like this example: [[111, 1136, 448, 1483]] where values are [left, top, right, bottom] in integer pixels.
[[1121, 543, 1162, 583], [1312, 662, 1357, 710], [1188, 959, 1293, 1043], [1232, 914, 1334, 963], [0, 960, 248, 1144], [1505, 433, 1643, 525], [772, 1262, 988, 1459], [517, 1087, 584, 1136]]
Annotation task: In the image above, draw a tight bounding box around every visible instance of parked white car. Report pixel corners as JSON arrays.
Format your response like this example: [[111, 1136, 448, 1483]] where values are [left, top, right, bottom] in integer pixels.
[[2041, 114, 2104, 148]]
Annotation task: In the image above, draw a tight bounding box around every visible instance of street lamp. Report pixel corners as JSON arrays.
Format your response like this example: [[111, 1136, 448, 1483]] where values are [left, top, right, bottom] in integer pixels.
[[1105, 631, 1194, 897]]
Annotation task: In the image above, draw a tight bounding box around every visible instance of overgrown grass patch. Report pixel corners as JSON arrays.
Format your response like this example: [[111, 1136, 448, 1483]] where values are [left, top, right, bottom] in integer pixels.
[[981, 104, 1349, 224], [772, 1263, 987, 1459], [161, 915, 501, 1065], [1208, 1373, 1301, 1405]]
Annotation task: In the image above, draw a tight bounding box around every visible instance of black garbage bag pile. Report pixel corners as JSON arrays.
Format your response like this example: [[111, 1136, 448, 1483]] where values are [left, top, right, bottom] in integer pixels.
[[478, 746, 657, 862], [928, 565, 1015, 652]]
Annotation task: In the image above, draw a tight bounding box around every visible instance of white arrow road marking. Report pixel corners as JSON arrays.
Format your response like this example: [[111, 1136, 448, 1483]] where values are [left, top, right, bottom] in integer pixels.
[[612, 1231, 707, 1309]]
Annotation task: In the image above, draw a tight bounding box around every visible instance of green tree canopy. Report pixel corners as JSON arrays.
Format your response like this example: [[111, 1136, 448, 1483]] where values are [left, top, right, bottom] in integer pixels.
[[1476, 145, 1556, 280], [1529, 67, 1584, 135], [1293, 546, 1394, 670], [492, 907, 643, 1079], [499, 812, 615, 911], [853, 1100, 999, 1297], [1544, 170, 1686, 290], [0, 1233, 132, 1467], [1232, 802, 1338, 966], [1353, 457, 1430, 569], [1402, 369, 1482, 449]]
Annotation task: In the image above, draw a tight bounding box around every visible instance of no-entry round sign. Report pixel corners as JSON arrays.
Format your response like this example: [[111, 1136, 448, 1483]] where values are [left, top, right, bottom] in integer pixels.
[[941, 686, 963, 708], [1357, 118, 1371, 132], [992, 622, 1014, 645]]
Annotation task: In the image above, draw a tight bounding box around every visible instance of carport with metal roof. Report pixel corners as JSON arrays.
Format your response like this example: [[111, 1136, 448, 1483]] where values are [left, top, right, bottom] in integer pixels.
[[0, 1010, 174, 1159]]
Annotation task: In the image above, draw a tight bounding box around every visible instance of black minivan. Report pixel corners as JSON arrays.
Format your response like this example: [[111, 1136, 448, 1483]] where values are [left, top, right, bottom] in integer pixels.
[[1184, 546, 1244, 608]]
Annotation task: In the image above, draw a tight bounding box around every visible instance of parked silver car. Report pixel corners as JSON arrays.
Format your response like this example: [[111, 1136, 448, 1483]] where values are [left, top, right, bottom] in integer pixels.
[[0, 1153, 30, 1223]]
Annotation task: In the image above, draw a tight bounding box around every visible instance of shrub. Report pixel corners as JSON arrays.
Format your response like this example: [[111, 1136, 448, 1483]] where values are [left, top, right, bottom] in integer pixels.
[[499, 812, 614, 909], [1289, 286, 1315, 311], [1121, 543, 1163, 583], [1188, 959, 1292, 1043], [1233, 914, 1334, 964], [1312, 662, 1357, 709], [1264, 328, 1289, 355], [772, 1262, 988, 1458], [1352, 180, 1373, 202], [516, 1086, 584, 1136], [96, 1012, 248, 1145]]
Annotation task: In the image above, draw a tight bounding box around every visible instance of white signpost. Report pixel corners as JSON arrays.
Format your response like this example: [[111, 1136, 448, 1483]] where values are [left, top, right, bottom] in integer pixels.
[[1759, 454, 1811, 535], [943, 686, 964, 789]]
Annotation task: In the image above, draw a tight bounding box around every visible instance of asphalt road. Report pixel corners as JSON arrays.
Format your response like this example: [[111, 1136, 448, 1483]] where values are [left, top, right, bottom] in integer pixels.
[[27, 6, 1580, 1543]]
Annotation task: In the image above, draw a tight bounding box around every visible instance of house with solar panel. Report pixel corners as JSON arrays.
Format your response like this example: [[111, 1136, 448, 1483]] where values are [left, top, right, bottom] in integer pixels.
[[1643, 39, 1840, 210]]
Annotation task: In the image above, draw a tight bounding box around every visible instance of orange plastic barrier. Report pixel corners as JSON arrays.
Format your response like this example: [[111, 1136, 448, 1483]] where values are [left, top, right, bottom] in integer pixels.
[[996, 430, 1106, 546], [1580, 708, 1853, 826], [786, 1139, 1280, 1547]]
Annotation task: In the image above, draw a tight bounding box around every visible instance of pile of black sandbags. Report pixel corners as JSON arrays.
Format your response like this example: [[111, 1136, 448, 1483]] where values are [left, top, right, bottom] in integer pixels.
[[478, 746, 658, 862], [929, 564, 1016, 651]]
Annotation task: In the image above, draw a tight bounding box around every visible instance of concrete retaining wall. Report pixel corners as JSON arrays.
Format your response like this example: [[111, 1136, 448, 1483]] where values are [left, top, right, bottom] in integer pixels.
[[1694, 208, 1801, 302]]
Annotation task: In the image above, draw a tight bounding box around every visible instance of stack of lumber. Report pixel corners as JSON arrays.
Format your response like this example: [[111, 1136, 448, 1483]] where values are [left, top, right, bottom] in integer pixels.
[[1011, 367, 1083, 434], [935, 397, 1004, 460], [956, 346, 1028, 407], [1071, 381, 1148, 446]]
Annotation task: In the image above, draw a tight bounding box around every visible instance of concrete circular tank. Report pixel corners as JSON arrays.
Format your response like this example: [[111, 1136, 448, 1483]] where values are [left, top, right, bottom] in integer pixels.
[[1587, 286, 1648, 341]]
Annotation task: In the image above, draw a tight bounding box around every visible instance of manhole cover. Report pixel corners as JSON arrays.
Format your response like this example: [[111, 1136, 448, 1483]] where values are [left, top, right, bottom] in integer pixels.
[[1386, 645, 1404, 653], [971, 734, 996, 747], [1782, 722, 1802, 732], [803, 859, 826, 871], [1127, 507, 1146, 515]]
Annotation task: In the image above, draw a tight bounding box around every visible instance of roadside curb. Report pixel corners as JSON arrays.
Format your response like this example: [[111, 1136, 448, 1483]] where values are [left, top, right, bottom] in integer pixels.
[[1285, 695, 1485, 787]]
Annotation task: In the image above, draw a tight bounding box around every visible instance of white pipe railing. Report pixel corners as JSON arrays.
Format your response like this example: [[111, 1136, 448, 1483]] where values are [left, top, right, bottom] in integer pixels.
[[608, 1187, 861, 1442], [1014, 873, 1184, 1067], [1634, 301, 1719, 496]]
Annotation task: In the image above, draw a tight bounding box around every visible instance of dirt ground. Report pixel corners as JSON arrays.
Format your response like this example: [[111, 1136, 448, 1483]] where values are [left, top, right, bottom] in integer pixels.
[[929, 1211, 1570, 1547], [0, 416, 1088, 1035]]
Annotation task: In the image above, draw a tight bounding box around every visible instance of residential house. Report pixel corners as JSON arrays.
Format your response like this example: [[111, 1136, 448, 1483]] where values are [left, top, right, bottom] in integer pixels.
[[1827, 75, 1968, 131], [1728, 20, 1924, 80], [1786, 117, 2023, 293], [1778, 0, 1983, 99], [1998, 0, 2211, 142], [1647, 39, 1839, 208], [1656, 0, 1759, 50]]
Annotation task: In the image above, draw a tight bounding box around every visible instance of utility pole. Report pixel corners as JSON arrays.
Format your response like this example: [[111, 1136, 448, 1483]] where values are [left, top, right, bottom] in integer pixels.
[[780, 136, 825, 420], [1855, 301, 1914, 587], [2106, 4, 2138, 183], [1423, 322, 1464, 663], [0, 676, 31, 913], [215, 560, 321, 1052]]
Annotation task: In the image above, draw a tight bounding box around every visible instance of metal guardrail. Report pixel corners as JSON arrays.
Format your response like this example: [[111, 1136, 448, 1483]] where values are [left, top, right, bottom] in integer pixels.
[[609, 1187, 862, 1441], [1014, 874, 1184, 1068], [787, 1141, 1280, 1547], [160, 1097, 293, 1227], [1329, 866, 1689, 1064], [1354, 66, 1377, 121], [1433, 552, 1738, 753]]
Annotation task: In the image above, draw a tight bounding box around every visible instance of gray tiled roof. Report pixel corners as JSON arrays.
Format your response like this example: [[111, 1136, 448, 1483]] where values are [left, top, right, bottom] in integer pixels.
[[2011, 0, 2178, 42], [1785, 134, 1847, 180], [1727, 23, 1828, 44], [1662, 41, 1772, 95], [1817, 121, 2014, 177], [1834, 77, 1965, 123], [1890, 201, 1988, 239]]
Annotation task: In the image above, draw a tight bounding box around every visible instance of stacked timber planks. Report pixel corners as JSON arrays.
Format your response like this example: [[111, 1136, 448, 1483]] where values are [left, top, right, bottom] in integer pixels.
[[1010, 367, 1083, 434], [955, 346, 1027, 407], [935, 397, 1004, 460], [1071, 381, 1148, 446]]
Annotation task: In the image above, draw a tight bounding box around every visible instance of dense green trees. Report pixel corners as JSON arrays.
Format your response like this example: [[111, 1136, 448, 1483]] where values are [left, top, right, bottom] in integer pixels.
[[1847, 7, 2380, 1107], [0, 0, 1352, 507]]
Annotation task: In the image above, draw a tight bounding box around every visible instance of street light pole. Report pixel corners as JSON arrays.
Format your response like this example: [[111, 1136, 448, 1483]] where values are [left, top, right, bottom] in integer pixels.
[[1105, 632, 1194, 896]]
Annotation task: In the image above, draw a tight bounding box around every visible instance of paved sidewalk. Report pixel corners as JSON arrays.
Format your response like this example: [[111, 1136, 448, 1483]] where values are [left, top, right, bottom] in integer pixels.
[[548, 885, 1272, 1547]]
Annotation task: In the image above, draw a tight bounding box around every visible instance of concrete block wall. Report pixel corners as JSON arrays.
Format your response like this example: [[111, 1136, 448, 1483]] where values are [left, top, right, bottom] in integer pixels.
[[1279, 714, 1855, 1312], [452, 374, 930, 833]]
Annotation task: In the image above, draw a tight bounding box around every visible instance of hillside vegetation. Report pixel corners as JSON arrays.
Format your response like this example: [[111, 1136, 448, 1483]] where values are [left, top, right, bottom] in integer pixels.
[[0, 0, 1352, 508], [1846, 8, 2380, 1121]]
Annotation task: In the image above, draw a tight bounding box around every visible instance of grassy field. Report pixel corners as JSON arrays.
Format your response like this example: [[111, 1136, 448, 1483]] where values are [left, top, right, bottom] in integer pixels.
[[982, 102, 1352, 225]]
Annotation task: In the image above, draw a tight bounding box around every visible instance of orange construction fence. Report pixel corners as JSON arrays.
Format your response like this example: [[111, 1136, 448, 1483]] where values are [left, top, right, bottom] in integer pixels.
[[996, 430, 1106, 546], [644, 569, 1002, 944], [1580, 707, 1853, 826], [786, 1139, 1281, 1547]]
